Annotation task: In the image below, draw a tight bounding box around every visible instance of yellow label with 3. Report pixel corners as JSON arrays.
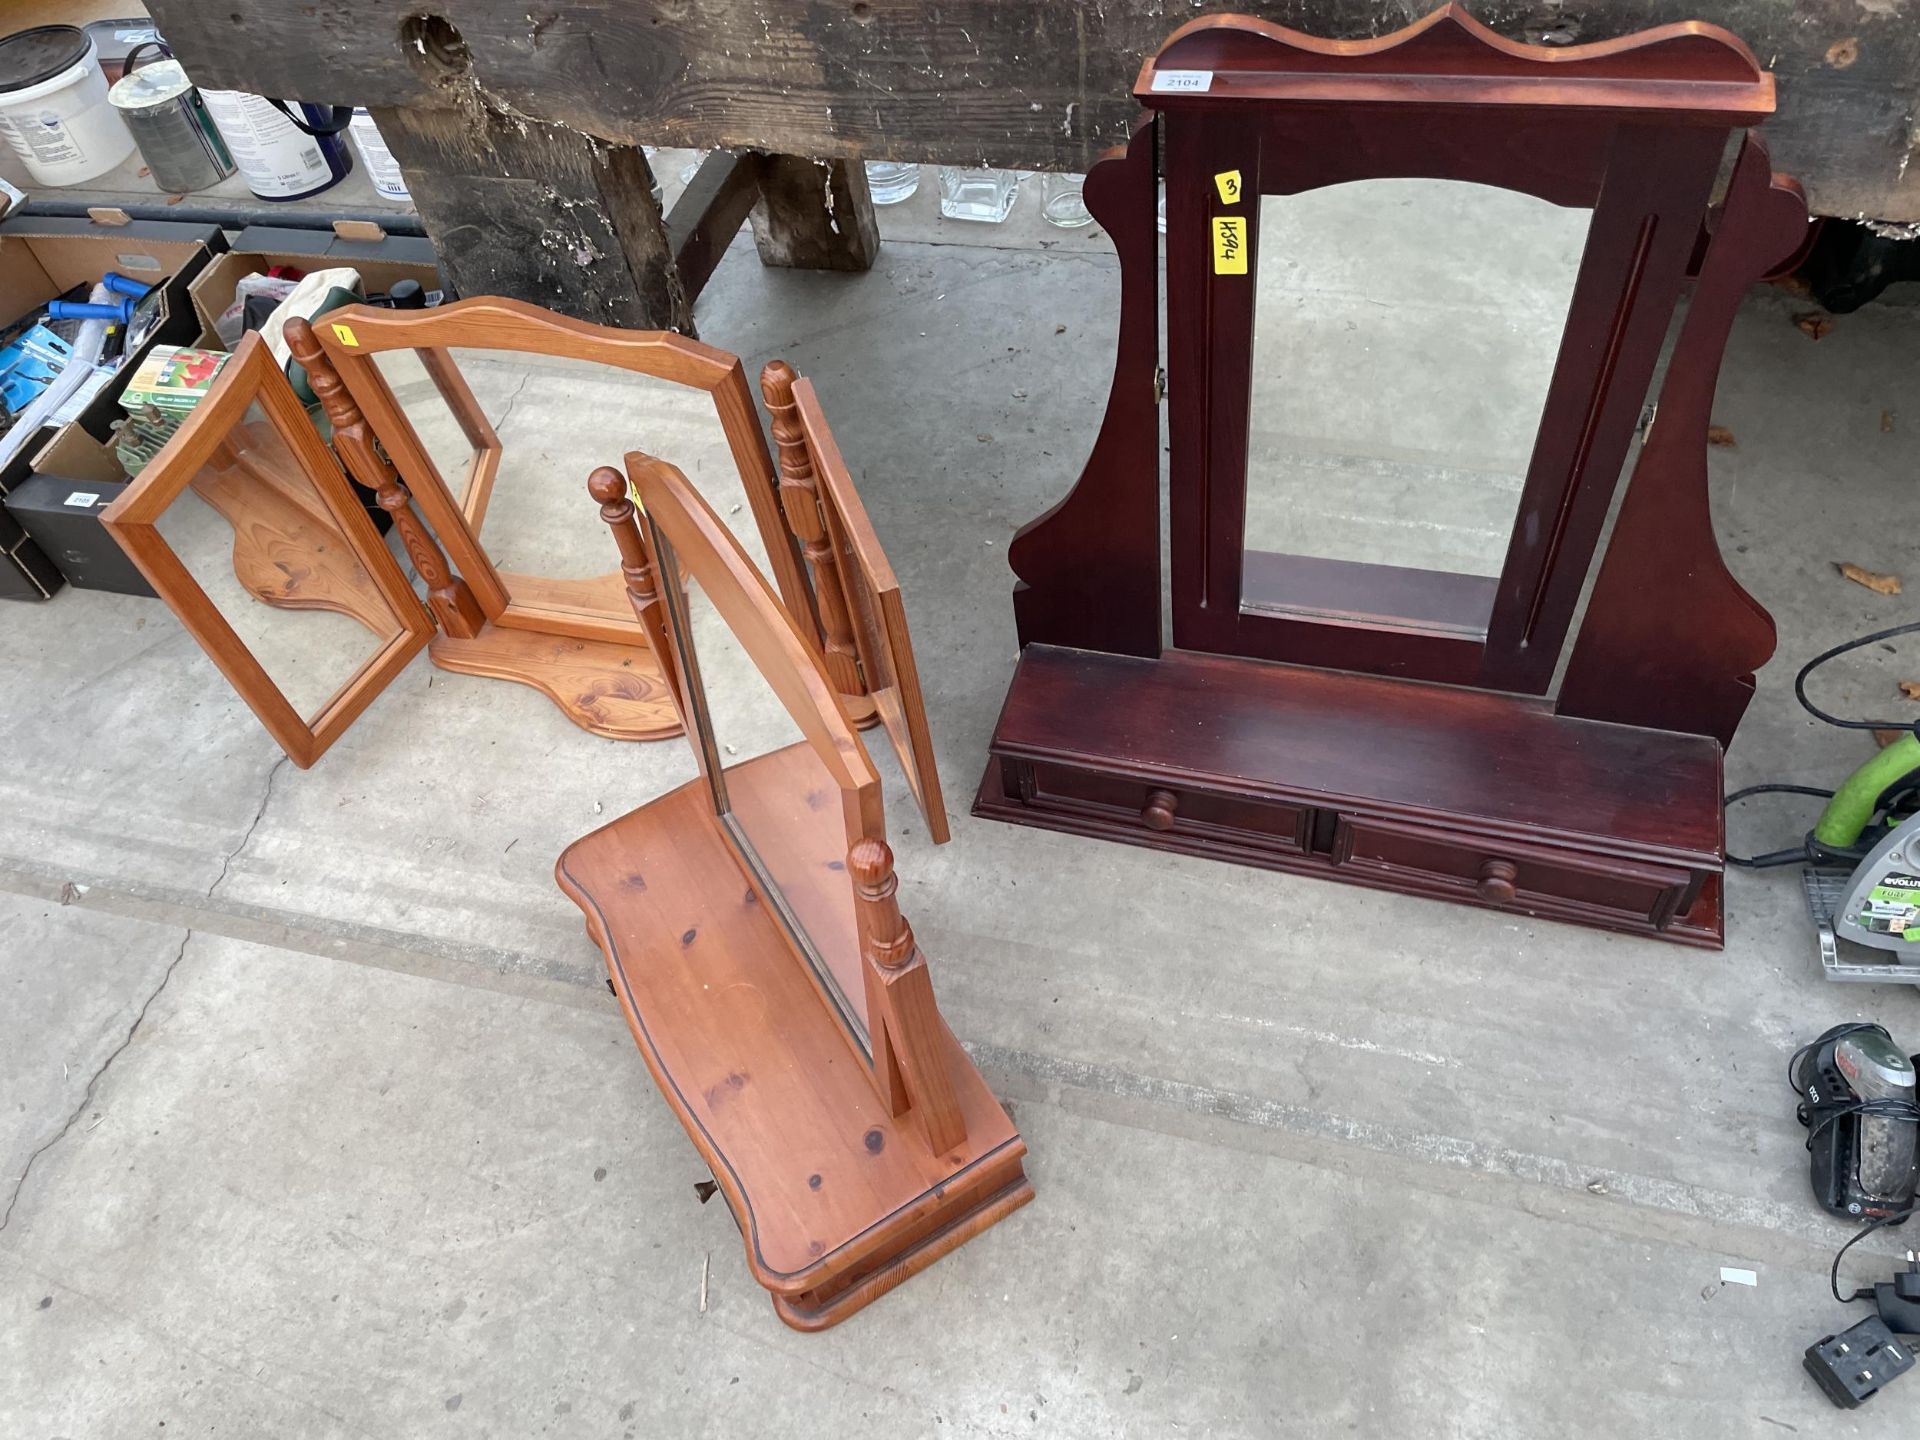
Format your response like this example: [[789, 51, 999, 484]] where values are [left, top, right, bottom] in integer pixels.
[[1213, 169, 1243, 204], [331, 323, 359, 347], [1212, 216, 1248, 275]]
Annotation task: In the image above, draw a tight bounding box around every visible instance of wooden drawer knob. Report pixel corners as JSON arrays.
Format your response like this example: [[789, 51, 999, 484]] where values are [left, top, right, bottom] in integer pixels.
[[1142, 789, 1179, 831], [1476, 858, 1519, 904]]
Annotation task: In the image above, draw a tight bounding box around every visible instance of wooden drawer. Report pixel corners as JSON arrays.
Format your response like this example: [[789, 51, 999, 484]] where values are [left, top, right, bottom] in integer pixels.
[[1014, 759, 1309, 853], [1332, 815, 1697, 927]]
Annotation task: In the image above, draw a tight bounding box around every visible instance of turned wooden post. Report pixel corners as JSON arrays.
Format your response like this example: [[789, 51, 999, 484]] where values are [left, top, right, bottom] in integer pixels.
[[758, 359, 876, 726], [285, 316, 484, 638], [849, 836, 964, 1154], [589, 464, 679, 707]]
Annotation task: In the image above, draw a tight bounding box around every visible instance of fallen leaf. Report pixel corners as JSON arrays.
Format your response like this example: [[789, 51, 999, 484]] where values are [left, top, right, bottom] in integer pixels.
[[1707, 425, 1737, 447], [1900, 682, 1920, 701], [1825, 36, 1859, 68], [1795, 312, 1834, 341], [975, 432, 993, 443], [1874, 728, 1905, 749], [1054, 323, 1067, 334], [1838, 561, 1902, 595], [1883, 411, 1896, 433], [1773, 272, 1813, 299]]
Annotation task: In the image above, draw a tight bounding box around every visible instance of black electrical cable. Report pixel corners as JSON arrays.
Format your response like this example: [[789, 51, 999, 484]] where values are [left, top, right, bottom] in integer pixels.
[[1725, 622, 1920, 864], [1725, 784, 1838, 868], [1833, 1207, 1917, 1305], [1793, 620, 1920, 732]]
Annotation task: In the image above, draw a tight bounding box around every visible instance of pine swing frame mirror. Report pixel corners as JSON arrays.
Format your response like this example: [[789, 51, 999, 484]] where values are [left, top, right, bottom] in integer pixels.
[[557, 454, 1028, 1331]]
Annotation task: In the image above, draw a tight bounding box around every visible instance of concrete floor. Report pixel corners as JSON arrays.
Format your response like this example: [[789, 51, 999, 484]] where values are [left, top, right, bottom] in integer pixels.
[[4, 210, 1920, 1437]]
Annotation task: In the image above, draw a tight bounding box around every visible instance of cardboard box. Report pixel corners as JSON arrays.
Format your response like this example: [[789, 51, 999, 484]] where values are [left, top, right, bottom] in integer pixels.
[[4, 470, 154, 597], [188, 225, 441, 344], [0, 216, 223, 599], [0, 216, 226, 459]]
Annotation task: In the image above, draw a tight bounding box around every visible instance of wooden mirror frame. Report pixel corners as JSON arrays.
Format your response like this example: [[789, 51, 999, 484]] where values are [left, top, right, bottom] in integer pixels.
[[313, 296, 812, 646], [99, 333, 434, 768], [1013, 4, 1795, 694], [641, 453, 888, 1056]]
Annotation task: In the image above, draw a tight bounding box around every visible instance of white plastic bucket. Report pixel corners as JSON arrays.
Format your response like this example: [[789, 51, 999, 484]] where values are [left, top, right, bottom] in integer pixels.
[[0, 26, 136, 186]]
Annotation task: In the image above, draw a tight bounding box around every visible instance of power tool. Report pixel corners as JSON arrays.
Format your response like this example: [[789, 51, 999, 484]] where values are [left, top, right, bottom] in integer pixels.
[[1792, 1023, 1920, 1221], [1789, 1022, 1920, 1408], [1728, 622, 1920, 983]]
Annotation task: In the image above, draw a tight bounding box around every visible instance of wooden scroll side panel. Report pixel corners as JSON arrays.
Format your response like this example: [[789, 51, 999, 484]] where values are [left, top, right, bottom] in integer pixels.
[[794, 376, 952, 845], [1005, 117, 1162, 659], [1555, 136, 1806, 747]]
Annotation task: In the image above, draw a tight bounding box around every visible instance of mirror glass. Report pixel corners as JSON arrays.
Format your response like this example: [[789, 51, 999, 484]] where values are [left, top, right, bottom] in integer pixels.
[[1240, 178, 1589, 633], [152, 400, 410, 719], [371, 346, 777, 617], [652, 521, 871, 1053]]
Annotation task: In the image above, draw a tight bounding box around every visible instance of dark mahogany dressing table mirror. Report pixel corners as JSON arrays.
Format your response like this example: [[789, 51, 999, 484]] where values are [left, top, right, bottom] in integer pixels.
[[981, 5, 1812, 947]]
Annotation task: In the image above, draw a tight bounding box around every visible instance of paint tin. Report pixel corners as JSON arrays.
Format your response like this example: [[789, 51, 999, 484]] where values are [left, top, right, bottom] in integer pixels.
[[107, 46, 233, 194], [199, 88, 351, 201]]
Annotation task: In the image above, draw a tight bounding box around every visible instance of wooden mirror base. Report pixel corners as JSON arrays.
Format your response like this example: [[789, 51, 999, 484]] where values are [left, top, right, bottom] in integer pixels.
[[977, 645, 1726, 947], [429, 624, 682, 741], [556, 751, 1030, 1331]]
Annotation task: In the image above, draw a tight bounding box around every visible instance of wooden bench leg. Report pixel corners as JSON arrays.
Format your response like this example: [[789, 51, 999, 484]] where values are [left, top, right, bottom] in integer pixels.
[[749, 156, 880, 273], [667, 151, 763, 306], [372, 104, 693, 334]]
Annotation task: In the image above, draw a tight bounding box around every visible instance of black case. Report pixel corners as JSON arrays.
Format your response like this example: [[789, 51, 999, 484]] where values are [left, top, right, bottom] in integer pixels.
[[3, 471, 155, 597]]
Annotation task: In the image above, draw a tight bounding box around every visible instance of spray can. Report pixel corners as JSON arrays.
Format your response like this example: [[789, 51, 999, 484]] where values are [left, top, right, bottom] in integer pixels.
[[347, 107, 408, 202]]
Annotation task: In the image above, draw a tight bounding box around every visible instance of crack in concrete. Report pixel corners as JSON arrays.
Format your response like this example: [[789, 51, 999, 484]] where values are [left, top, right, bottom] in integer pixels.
[[207, 755, 289, 900], [0, 929, 195, 1234], [491, 371, 533, 436]]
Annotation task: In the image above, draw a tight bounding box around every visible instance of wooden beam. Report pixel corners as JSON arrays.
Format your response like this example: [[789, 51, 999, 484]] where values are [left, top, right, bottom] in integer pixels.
[[146, 0, 1920, 221], [665, 151, 761, 306]]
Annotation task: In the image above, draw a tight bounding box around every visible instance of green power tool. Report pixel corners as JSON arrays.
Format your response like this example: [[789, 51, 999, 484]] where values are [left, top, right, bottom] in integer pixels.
[[1729, 623, 1920, 983]]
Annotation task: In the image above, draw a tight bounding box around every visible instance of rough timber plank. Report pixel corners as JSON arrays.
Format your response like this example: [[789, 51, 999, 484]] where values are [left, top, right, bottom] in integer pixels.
[[146, 0, 1919, 221]]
